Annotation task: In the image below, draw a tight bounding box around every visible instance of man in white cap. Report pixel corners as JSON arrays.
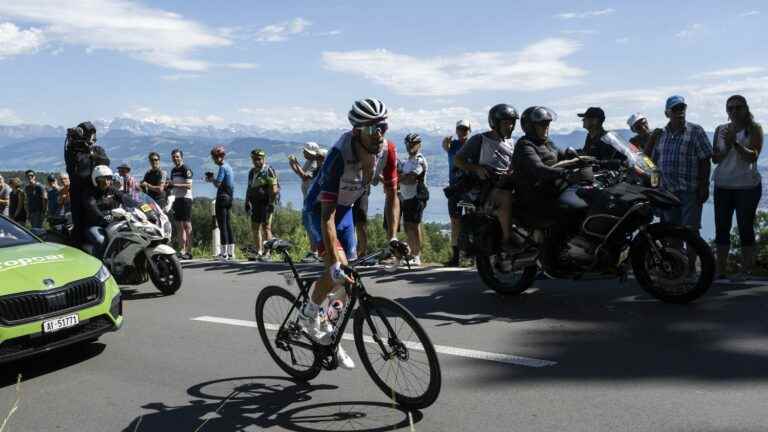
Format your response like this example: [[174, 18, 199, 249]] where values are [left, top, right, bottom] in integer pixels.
[[441, 119, 472, 266], [289, 141, 327, 262], [627, 113, 652, 154]]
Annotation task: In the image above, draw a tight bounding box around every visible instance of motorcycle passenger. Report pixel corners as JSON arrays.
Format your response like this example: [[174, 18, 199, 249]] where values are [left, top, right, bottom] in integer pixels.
[[579, 107, 627, 163], [84, 165, 127, 258], [512, 107, 573, 217], [64, 121, 110, 246], [454, 103, 521, 252]]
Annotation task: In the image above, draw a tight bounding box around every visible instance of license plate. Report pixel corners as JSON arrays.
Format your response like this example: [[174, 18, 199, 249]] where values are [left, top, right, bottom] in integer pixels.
[[42, 313, 79, 333]]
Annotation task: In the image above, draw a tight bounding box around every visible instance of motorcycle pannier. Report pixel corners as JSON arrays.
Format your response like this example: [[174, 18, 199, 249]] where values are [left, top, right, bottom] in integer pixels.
[[458, 212, 501, 256]]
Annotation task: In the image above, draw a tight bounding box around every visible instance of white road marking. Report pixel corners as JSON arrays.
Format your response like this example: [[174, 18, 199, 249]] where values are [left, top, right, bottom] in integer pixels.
[[191, 315, 557, 368]]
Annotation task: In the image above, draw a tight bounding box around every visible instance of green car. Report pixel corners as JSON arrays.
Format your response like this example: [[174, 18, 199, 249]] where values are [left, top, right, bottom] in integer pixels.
[[0, 215, 123, 364]]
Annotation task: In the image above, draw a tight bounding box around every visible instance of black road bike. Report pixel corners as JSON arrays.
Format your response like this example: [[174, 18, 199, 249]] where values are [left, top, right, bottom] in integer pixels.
[[254, 239, 441, 410]]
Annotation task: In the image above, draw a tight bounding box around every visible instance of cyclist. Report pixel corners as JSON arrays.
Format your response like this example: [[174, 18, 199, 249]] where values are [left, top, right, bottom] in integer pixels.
[[300, 98, 406, 369]]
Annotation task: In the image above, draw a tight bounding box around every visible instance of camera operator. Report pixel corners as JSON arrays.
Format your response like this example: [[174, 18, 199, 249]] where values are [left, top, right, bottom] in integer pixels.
[[64, 121, 110, 246]]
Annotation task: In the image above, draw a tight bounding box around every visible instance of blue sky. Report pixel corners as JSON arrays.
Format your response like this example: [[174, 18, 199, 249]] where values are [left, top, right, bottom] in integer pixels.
[[0, 0, 766, 133]]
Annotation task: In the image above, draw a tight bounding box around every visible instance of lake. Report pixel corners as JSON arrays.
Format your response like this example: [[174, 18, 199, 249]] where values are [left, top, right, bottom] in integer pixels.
[[195, 181, 718, 241]]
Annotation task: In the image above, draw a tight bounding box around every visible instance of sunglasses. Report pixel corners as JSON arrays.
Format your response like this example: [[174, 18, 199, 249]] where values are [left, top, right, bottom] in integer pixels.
[[149, 158, 160, 162], [727, 105, 747, 111], [358, 122, 388, 136], [670, 105, 687, 113]]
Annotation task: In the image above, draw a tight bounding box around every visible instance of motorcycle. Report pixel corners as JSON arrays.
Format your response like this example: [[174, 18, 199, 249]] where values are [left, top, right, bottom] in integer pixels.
[[458, 132, 714, 304], [43, 193, 183, 295]]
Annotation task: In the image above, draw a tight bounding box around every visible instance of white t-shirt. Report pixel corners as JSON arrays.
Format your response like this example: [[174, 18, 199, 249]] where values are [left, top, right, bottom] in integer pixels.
[[0, 184, 10, 216], [398, 153, 428, 200]]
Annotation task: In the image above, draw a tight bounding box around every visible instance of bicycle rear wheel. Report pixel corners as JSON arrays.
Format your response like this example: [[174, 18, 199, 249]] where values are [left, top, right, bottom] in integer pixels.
[[255, 285, 321, 381], [353, 297, 441, 410]]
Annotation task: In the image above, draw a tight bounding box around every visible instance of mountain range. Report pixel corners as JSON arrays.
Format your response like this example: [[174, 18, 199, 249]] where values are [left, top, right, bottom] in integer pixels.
[[1, 118, 765, 189]]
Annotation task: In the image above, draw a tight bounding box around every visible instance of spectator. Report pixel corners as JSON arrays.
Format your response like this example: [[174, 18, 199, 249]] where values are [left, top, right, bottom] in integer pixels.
[[442, 119, 471, 266], [627, 113, 652, 153], [206, 145, 235, 260], [46, 174, 62, 218], [24, 170, 47, 229], [289, 142, 327, 262], [58, 173, 71, 215], [142, 152, 167, 207], [116, 163, 140, 200], [396, 133, 429, 268], [650, 95, 713, 256], [245, 149, 279, 261], [0, 175, 10, 217], [9, 178, 27, 225], [580, 107, 626, 162], [169, 149, 194, 260], [712, 95, 764, 281]]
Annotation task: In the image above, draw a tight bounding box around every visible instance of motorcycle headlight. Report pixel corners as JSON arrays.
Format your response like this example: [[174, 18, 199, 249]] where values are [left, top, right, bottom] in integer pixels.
[[96, 265, 112, 283], [650, 172, 660, 188]]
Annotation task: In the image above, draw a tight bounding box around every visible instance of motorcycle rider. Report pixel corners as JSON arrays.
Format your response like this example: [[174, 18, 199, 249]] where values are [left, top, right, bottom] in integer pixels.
[[83, 165, 129, 258], [64, 121, 110, 247], [579, 107, 627, 163], [454, 104, 521, 252]]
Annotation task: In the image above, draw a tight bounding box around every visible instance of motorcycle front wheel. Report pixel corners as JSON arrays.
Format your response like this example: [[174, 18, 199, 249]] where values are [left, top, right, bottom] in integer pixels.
[[476, 254, 538, 295], [631, 225, 714, 304], [149, 253, 183, 295]]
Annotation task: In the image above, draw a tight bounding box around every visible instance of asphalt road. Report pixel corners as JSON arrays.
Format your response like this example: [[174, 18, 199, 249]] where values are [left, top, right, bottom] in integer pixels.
[[1, 259, 768, 432]]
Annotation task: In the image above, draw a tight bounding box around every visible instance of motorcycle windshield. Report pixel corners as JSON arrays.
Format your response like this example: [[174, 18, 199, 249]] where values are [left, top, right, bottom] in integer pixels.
[[602, 132, 655, 171], [123, 193, 162, 221]]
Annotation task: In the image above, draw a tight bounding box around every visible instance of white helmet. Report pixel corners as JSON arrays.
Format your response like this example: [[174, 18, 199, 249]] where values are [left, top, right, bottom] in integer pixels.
[[348, 98, 388, 127], [91, 165, 113, 187], [627, 113, 647, 131]]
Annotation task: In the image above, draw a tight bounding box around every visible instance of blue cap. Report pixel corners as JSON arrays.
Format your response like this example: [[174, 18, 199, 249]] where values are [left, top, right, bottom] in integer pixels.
[[665, 95, 686, 111]]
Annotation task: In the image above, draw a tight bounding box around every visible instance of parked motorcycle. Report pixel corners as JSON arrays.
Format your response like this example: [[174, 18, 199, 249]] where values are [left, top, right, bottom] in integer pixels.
[[458, 132, 714, 304], [43, 193, 183, 295]]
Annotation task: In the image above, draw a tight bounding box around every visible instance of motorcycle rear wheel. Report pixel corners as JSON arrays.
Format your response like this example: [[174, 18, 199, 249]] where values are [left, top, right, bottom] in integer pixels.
[[149, 254, 183, 295], [477, 255, 538, 295], [631, 225, 714, 304]]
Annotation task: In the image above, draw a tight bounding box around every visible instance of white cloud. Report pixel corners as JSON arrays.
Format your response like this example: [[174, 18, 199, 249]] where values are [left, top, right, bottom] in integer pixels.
[[675, 23, 703, 39], [0, 108, 22, 124], [0, 0, 230, 70], [556, 9, 615, 19], [222, 62, 258, 70], [615, 37, 629, 44], [691, 67, 765, 79], [322, 38, 586, 96], [740, 10, 760, 17], [121, 107, 225, 126], [0, 22, 45, 58], [254, 17, 311, 42], [316, 29, 342, 37]]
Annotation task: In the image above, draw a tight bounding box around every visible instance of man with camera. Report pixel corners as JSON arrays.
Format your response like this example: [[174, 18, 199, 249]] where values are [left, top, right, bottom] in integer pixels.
[[64, 121, 110, 246]]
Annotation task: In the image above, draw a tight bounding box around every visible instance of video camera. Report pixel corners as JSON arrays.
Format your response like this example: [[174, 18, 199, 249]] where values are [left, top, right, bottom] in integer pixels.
[[65, 122, 97, 152]]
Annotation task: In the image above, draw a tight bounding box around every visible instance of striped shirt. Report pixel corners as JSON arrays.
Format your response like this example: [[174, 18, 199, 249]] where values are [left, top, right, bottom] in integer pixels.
[[652, 122, 712, 192]]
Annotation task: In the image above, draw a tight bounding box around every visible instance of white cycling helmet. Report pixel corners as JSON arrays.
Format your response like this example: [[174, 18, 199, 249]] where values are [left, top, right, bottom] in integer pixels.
[[348, 98, 389, 127], [91, 165, 113, 187]]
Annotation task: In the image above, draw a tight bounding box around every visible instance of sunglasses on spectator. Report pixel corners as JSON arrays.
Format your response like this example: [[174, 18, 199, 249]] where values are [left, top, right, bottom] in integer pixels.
[[670, 105, 687, 113], [358, 123, 388, 136], [727, 105, 747, 111], [149, 158, 160, 162]]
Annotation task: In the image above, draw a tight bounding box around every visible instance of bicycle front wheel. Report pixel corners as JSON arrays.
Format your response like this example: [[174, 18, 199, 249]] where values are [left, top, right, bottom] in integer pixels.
[[353, 297, 441, 410], [255, 285, 321, 381]]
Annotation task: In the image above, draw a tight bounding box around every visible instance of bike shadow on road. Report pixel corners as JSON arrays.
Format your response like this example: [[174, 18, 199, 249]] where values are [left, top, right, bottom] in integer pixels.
[[121, 375, 423, 432], [0, 342, 106, 389]]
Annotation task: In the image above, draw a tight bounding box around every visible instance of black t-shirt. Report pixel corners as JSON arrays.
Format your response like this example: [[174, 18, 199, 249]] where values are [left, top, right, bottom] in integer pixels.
[[170, 164, 194, 199], [143, 169, 167, 203], [583, 130, 626, 162]]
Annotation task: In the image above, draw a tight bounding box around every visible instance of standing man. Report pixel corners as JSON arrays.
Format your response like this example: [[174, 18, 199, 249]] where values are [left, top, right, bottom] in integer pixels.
[[0, 175, 11, 217], [627, 113, 652, 153], [24, 170, 47, 229], [396, 133, 429, 268], [142, 152, 167, 208], [289, 142, 327, 262], [169, 149, 194, 260], [245, 149, 279, 260], [649, 95, 713, 236], [46, 175, 61, 218], [442, 119, 471, 266], [579, 107, 626, 162], [64, 121, 110, 246]]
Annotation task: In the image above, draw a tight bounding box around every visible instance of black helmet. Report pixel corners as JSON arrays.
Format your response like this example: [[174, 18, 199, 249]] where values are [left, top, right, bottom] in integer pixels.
[[488, 104, 519, 133], [520, 106, 558, 136]]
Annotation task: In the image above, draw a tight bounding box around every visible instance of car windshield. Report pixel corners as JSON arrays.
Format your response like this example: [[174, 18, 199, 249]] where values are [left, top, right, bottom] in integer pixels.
[[0, 216, 37, 248], [602, 131, 656, 173]]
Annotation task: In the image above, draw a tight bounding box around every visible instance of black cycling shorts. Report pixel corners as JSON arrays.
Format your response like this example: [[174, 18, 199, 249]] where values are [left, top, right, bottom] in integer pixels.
[[250, 202, 274, 225], [172, 198, 192, 222], [402, 198, 425, 224]]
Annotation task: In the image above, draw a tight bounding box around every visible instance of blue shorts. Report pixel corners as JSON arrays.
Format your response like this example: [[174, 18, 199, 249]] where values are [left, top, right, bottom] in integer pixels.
[[305, 207, 357, 260]]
